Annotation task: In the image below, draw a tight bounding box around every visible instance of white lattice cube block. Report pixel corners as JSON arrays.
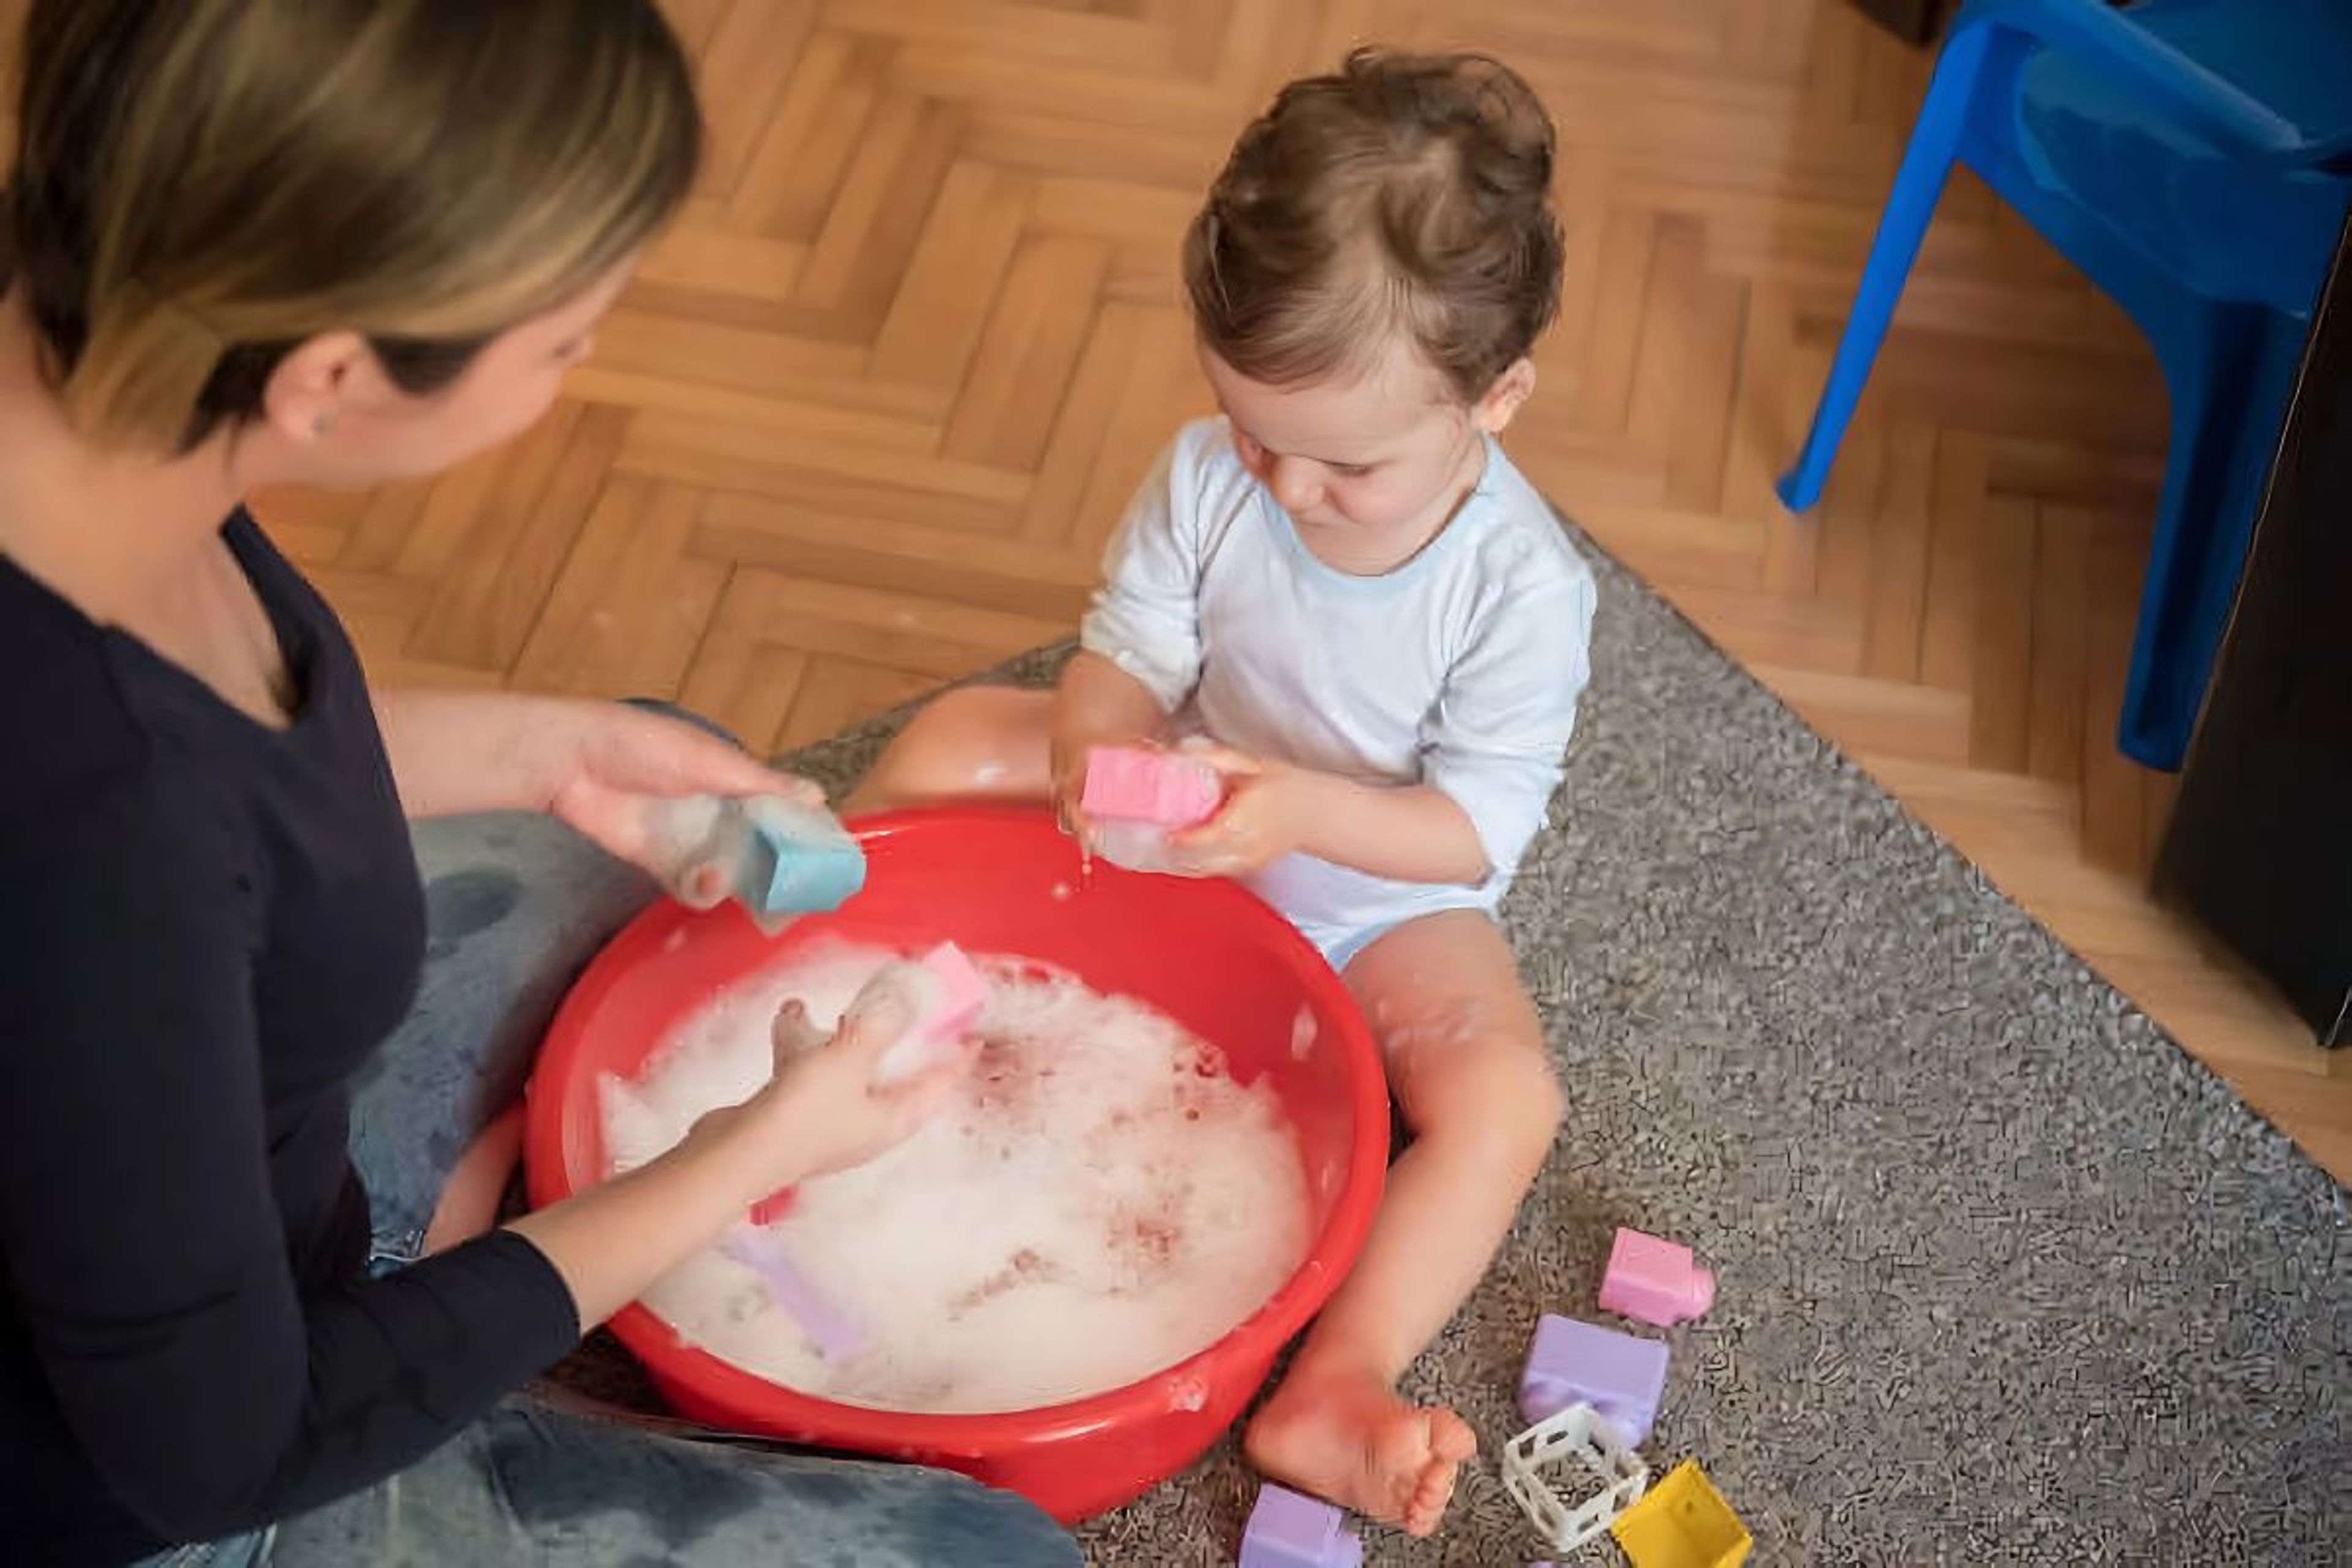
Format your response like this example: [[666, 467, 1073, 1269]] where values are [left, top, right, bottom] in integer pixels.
[[1500, 1401, 1651, 1553]]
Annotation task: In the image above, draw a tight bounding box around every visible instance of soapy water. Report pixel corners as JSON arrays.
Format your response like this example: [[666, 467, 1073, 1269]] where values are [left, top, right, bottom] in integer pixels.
[[601, 940, 1313, 1414]]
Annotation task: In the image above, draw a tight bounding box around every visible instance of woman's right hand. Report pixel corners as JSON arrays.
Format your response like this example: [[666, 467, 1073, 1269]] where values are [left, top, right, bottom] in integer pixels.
[[510, 994, 971, 1333], [712, 998, 971, 1189]]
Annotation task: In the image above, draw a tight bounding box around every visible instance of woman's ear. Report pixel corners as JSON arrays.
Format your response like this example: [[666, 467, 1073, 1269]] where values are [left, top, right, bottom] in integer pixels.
[[1474, 358, 1537, 435], [259, 331, 372, 444]]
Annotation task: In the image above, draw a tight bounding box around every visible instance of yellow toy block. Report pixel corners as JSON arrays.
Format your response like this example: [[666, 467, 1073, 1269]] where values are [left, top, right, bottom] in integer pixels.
[[1610, 1459, 1751, 1568]]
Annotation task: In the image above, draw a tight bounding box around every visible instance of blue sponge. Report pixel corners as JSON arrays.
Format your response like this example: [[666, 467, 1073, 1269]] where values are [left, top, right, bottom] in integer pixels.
[[727, 797, 866, 918]]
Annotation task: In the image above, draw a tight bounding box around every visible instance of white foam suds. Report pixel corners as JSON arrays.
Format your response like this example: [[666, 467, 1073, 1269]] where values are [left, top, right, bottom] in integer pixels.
[[600, 940, 1311, 1414]]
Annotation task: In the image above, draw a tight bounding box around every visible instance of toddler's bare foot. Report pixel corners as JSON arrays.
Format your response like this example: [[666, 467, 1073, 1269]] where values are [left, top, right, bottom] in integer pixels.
[[1245, 1366, 1476, 1538]]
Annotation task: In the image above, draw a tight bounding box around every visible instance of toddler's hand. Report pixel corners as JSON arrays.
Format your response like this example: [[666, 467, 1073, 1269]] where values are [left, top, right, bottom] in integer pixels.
[[1166, 746, 1310, 878], [1047, 736, 1094, 842], [1048, 730, 1162, 846]]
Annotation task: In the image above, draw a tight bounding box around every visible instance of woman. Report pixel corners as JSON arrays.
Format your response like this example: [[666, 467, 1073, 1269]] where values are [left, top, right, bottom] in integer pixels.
[[0, 3, 1080, 1564]]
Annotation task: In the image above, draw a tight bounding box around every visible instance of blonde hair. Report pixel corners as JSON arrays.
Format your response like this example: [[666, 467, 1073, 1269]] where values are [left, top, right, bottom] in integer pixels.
[[2, 0, 701, 453], [1185, 50, 1562, 404]]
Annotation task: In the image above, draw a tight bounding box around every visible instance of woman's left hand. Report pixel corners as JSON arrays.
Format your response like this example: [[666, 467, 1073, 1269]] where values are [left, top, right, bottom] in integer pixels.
[[538, 702, 821, 881], [1166, 745, 1315, 878]]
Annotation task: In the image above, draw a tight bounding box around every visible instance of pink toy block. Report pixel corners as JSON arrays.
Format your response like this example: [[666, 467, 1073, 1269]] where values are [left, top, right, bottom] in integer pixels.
[[1599, 1227, 1716, 1327], [1521, 1314, 1669, 1446], [1240, 1484, 1362, 1568], [1081, 746, 1222, 828]]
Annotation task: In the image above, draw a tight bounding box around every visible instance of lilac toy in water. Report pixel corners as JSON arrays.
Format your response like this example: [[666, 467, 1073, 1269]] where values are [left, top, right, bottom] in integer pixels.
[[1598, 1227, 1716, 1328], [1521, 1314, 1670, 1446], [1239, 1483, 1362, 1568], [717, 1226, 867, 1360]]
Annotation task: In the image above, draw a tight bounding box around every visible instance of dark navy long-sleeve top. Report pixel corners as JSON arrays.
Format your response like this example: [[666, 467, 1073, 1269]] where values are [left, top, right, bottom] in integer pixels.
[[0, 514, 578, 1564]]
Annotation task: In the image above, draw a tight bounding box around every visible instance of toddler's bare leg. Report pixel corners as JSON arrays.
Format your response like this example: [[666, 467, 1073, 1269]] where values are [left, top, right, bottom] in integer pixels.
[[845, 687, 1056, 814], [1246, 910, 1561, 1537]]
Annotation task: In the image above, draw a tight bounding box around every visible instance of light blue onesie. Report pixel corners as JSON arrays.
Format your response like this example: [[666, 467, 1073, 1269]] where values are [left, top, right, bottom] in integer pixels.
[[1081, 417, 1597, 969]]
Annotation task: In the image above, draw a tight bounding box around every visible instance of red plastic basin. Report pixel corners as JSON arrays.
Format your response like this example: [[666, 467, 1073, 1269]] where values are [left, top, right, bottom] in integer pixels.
[[523, 805, 1389, 1522]]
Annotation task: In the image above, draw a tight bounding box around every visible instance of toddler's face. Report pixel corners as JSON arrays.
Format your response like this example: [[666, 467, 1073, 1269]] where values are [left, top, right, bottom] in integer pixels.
[[1200, 338, 1531, 570]]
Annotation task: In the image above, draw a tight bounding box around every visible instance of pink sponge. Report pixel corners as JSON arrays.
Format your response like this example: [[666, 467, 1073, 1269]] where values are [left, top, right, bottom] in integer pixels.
[[749, 944, 988, 1224], [1080, 746, 1222, 828], [869, 942, 990, 1084]]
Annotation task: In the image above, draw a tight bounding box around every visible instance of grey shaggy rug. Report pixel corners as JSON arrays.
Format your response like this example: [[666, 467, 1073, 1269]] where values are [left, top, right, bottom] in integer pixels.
[[580, 514, 2351, 1563]]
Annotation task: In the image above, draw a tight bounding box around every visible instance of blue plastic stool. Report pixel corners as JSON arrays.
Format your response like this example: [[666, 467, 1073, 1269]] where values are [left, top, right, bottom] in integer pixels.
[[1777, 0, 2352, 769]]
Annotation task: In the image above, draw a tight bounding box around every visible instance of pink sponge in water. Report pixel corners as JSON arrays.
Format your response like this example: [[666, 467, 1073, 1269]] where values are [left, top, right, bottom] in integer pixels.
[[1080, 746, 1223, 828], [747, 943, 989, 1226], [864, 942, 990, 1086]]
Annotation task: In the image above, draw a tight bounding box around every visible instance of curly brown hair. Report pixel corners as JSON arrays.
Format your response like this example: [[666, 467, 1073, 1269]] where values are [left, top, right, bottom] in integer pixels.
[[1183, 49, 1563, 405]]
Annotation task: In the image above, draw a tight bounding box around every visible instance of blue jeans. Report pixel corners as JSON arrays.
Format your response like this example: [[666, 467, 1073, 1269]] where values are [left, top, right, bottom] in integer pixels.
[[148, 810, 1079, 1568]]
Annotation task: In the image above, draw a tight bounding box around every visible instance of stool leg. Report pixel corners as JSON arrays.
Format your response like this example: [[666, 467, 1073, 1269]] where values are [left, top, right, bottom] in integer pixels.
[[2116, 312, 2303, 769], [1778, 24, 1994, 512]]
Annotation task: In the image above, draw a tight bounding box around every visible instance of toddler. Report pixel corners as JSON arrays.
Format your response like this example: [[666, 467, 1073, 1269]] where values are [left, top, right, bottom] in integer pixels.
[[852, 50, 1594, 1537]]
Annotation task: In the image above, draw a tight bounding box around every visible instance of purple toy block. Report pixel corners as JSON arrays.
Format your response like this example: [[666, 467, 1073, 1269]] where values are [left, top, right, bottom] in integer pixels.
[[1240, 1483, 1362, 1568], [1081, 745, 1223, 827], [1599, 1226, 1717, 1328], [1520, 1315, 1669, 1446]]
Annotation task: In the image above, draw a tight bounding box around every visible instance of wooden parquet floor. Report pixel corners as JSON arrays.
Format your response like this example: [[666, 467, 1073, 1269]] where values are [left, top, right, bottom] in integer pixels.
[[156, 1, 2352, 1180]]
